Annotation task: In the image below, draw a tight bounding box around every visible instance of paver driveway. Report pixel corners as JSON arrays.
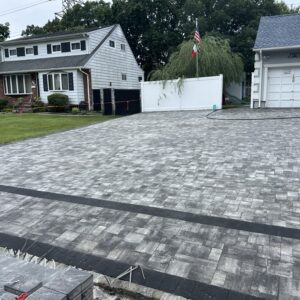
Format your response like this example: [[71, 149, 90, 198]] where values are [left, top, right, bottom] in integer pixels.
[[0, 108, 300, 299]]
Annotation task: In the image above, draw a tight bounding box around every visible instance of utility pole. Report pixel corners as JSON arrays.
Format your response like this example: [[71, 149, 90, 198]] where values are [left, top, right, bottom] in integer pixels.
[[56, 0, 84, 17], [62, 0, 84, 12]]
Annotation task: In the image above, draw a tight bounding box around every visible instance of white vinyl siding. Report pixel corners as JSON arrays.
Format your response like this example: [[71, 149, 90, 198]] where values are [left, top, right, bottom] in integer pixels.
[[88, 26, 113, 52], [252, 49, 300, 108], [85, 25, 144, 90], [2, 39, 88, 62], [39, 70, 84, 104]]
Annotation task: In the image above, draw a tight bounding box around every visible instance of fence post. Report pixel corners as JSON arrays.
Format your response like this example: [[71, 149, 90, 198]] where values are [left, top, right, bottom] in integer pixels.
[[111, 89, 116, 115], [140, 81, 144, 112], [219, 74, 224, 109]]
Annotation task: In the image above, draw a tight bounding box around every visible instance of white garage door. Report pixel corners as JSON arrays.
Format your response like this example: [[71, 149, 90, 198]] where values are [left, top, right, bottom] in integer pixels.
[[267, 67, 300, 107]]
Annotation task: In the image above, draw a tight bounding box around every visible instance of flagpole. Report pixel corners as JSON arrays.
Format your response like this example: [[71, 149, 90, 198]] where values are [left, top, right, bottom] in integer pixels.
[[196, 18, 199, 78]]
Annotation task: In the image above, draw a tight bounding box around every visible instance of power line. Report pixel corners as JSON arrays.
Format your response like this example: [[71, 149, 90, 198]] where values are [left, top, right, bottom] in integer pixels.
[[0, 0, 48, 15], [0, 0, 58, 18]]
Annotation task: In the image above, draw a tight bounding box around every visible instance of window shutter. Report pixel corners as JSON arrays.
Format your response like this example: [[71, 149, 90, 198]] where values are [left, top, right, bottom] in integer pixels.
[[17, 47, 25, 57], [4, 49, 9, 58], [80, 40, 86, 51], [43, 74, 48, 91], [47, 44, 52, 54], [68, 73, 74, 91], [61, 42, 71, 53], [33, 46, 38, 55]]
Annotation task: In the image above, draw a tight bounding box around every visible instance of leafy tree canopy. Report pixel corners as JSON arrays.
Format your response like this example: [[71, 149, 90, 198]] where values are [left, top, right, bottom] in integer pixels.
[[0, 23, 9, 41], [20, 0, 296, 75], [149, 36, 244, 86]]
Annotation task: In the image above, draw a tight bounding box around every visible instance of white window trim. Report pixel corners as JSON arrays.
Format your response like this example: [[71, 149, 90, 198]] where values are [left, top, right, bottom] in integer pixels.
[[71, 42, 81, 51], [122, 74, 127, 81], [4, 74, 32, 95], [9, 49, 17, 56], [121, 44, 126, 51], [26, 48, 34, 55], [47, 72, 69, 92], [264, 62, 300, 68], [109, 40, 115, 48], [52, 45, 61, 52]]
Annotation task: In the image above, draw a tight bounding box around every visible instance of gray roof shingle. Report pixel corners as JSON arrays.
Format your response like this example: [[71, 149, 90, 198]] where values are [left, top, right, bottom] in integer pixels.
[[0, 55, 89, 74], [0, 26, 113, 46], [254, 14, 300, 50]]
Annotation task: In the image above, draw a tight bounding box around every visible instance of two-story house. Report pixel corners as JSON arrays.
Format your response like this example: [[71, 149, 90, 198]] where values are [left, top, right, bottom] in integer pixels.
[[0, 24, 144, 112]]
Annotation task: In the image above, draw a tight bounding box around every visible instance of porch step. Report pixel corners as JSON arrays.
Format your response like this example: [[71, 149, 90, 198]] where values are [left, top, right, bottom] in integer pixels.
[[17, 103, 32, 113]]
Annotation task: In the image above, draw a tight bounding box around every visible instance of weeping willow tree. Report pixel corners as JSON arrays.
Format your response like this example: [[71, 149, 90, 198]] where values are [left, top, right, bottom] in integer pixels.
[[149, 36, 244, 87]]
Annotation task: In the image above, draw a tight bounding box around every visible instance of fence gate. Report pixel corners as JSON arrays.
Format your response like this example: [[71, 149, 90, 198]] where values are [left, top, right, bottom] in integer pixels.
[[93, 89, 101, 111], [114, 89, 141, 115], [103, 88, 112, 115]]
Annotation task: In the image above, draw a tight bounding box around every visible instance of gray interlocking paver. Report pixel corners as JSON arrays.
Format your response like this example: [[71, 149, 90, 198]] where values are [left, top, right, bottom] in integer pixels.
[[1, 109, 300, 299], [0, 109, 300, 228], [0, 192, 300, 299]]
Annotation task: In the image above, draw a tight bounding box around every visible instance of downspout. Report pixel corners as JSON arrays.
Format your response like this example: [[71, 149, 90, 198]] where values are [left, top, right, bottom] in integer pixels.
[[79, 68, 91, 111], [259, 50, 263, 108]]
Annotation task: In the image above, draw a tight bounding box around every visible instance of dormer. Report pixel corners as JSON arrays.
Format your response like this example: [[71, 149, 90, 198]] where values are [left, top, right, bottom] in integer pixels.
[[0, 26, 116, 62]]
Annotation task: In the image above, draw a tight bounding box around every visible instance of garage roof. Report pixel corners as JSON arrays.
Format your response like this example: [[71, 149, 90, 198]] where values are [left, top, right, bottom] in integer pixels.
[[254, 13, 300, 50]]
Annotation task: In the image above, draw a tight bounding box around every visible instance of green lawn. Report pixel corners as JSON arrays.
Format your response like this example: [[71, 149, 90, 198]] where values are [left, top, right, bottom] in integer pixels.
[[0, 113, 116, 145]]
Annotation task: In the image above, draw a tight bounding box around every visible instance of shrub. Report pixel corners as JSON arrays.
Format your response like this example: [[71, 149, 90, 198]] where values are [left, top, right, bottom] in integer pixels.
[[71, 107, 80, 114], [0, 99, 8, 111], [32, 100, 46, 113], [47, 93, 69, 112], [79, 101, 88, 111], [2, 107, 12, 113]]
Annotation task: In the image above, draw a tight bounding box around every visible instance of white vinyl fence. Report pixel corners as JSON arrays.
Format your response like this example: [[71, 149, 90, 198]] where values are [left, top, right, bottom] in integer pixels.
[[141, 75, 223, 112]]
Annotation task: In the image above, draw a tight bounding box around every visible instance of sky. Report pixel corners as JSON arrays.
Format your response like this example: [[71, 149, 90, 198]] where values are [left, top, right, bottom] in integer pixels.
[[0, 0, 298, 39]]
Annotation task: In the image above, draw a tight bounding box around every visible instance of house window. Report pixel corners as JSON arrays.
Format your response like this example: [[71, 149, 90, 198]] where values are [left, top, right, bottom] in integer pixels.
[[46, 73, 69, 91], [138, 76, 143, 82], [52, 45, 61, 52], [71, 42, 81, 50], [4, 74, 31, 95], [61, 74, 69, 90], [121, 44, 125, 51], [9, 49, 17, 56], [109, 40, 115, 48], [122, 74, 127, 81], [54, 74, 61, 90], [26, 48, 34, 55]]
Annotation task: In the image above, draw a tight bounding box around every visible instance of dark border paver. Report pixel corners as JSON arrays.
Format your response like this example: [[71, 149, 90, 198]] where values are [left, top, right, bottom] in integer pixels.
[[0, 232, 264, 300], [1, 184, 300, 240]]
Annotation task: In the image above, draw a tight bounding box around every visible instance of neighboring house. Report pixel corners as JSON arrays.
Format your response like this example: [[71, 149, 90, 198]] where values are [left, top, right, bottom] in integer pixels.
[[0, 25, 144, 112], [251, 14, 300, 108]]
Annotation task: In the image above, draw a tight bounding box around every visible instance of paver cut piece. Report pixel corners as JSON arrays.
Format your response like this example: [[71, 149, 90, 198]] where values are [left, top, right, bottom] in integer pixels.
[[0, 254, 93, 300], [4, 280, 42, 296]]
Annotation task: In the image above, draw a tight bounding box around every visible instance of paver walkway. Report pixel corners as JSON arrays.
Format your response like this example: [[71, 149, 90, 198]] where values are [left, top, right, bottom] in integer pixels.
[[0, 108, 300, 299]]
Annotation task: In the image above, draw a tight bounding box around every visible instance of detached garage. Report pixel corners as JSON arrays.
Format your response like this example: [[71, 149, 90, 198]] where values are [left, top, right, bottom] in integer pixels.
[[251, 14, 300, 108]]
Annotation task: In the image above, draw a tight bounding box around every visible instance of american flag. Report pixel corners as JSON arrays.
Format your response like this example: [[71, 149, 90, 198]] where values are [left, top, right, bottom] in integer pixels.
[[194, 30, 201, 44]]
